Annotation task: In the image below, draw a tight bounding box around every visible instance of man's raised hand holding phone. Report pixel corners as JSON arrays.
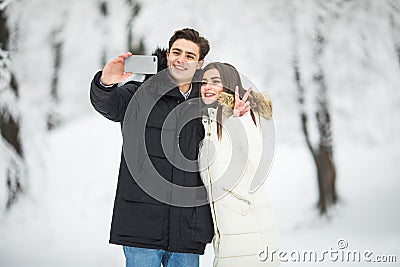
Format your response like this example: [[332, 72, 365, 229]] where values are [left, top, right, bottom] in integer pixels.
[[100, 52, 133, 86]]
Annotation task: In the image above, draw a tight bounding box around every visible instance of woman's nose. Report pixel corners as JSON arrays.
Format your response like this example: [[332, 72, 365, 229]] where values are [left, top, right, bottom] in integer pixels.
[[205, 82, 213, 90]]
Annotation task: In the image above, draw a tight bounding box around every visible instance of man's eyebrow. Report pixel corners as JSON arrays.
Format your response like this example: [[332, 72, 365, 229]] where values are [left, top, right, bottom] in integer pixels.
[[186, 51, 197, 57], [171, 48, 183, 52], [171, 47, 197, 57]]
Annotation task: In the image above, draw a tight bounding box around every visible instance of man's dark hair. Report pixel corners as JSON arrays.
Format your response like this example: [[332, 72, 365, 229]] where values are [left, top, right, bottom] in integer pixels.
[[168, 28, 210, 61]]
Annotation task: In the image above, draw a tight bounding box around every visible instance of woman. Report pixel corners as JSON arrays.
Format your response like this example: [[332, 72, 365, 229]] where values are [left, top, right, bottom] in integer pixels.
[[198, 62, 280, 266]]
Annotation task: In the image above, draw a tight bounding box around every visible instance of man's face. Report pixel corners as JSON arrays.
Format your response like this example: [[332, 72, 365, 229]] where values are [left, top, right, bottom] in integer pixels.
[[167, 39, 203, 85]]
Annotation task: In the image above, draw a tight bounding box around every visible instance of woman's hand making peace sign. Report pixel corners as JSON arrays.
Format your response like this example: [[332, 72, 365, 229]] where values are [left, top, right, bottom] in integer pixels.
[[233, 86, 252, 117]]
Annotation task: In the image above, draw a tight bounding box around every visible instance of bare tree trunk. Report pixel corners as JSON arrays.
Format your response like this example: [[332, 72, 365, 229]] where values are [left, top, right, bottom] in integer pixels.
[[388, 0, 400, 67], [0, 4, 24, 210], [291, 3, 338, 215], [312, 19, 337, 214], [47, 26, 63, 130], [126, 0, 145, 54], [99, 0, 109, 66]]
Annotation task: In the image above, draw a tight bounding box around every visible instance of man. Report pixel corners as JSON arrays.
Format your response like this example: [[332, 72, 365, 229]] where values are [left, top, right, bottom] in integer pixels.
[[90, 28, 213, 267]]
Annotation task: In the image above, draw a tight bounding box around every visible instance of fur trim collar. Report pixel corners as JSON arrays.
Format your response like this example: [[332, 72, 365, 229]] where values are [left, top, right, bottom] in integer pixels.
[[217, 91, 272, 120]]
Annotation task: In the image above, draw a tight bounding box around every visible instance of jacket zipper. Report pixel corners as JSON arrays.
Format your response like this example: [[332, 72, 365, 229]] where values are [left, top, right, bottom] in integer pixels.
[[205, 117, 221, 241]]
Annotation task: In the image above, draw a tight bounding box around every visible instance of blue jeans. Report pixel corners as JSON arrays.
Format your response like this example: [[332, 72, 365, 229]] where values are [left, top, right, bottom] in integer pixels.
[[123, 246, 199, 267]]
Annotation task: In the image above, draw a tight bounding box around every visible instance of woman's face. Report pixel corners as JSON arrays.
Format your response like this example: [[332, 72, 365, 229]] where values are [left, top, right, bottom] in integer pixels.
[[201, 68, 224, 105]]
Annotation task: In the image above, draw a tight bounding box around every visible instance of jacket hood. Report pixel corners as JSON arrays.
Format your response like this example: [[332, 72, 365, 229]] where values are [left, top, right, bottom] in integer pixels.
[[144, 47, 169, 81]]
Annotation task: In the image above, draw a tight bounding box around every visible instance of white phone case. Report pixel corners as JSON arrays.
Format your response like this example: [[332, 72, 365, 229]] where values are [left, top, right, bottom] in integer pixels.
[[124, 55, 158, 74]]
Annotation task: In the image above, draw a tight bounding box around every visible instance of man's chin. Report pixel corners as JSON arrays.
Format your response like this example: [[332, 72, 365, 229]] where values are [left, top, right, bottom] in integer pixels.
[[169, 70, 192, 85]]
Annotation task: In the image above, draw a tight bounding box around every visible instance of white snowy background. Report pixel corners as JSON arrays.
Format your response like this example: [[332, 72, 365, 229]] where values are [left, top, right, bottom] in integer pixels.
[[0, 0, 399, 266]]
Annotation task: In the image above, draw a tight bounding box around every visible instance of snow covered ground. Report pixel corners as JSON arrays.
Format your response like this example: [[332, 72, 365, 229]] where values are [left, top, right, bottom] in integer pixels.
[[1, 0, 400, 266], [0, 112, 399, 266]]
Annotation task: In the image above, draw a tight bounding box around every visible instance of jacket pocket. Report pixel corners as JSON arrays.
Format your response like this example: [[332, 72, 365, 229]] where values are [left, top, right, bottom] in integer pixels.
[[190, 206, 214, 243], [122, 181, 164, 205], [144, 100, 177, 158], [117, 183, 167, 240], [117, 200, 166, 240], [145, 125, 176, 159], [220, 188, 252, 216]]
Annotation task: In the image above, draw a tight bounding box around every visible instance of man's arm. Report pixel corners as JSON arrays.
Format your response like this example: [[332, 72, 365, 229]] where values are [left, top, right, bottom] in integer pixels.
[[89, 52, 143, 122], [90, 70, 141, 122]]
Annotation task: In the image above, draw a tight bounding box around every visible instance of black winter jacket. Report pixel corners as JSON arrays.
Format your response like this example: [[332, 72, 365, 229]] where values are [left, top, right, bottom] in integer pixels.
[[90, 70, 214, 254]]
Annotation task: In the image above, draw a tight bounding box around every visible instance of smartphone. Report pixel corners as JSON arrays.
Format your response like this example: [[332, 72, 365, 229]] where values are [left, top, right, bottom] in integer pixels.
[[124, 55, 158, 74]]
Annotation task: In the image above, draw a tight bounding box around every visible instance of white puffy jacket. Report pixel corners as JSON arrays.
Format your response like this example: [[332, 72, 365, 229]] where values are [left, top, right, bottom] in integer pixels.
[[199, 107, 280, 267]]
